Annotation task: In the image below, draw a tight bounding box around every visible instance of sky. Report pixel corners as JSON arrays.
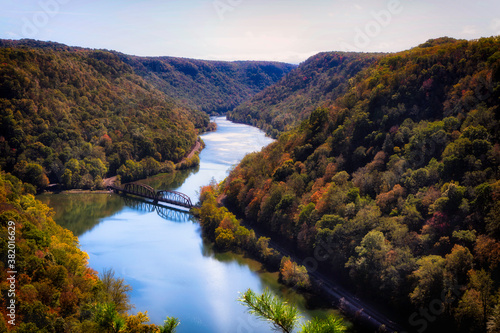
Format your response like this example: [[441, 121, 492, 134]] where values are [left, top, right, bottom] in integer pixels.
[[1, 0, 499, 64]]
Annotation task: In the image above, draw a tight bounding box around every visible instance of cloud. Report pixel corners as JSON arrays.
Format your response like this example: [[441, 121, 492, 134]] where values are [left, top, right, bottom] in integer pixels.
[[204, 50, 318, 64], [462, 25, 478, 35], [491, 18, 500, 33], [4, 31, 21, 38]]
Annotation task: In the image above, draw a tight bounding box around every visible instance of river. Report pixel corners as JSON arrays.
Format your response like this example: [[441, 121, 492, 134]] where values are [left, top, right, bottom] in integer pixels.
[[39, 117, 339, 332]]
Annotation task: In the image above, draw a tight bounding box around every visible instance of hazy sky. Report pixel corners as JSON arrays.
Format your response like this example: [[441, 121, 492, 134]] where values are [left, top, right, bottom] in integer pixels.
[[1, 0, 499, 63]]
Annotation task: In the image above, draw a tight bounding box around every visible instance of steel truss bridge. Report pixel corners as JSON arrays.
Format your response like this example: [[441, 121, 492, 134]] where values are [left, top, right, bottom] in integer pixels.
[[108, 182, 193, 209], [122, 197, 192, 223]]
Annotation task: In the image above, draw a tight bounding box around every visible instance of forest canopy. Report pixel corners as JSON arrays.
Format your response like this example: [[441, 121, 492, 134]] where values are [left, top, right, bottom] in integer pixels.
[[215, 36, 500, 333], [0, 39, 295, 191], [0, 171, 180, 332], [0, 40, 209, 191], [121, 55, 296, 115], [228, 51, 382, 137]]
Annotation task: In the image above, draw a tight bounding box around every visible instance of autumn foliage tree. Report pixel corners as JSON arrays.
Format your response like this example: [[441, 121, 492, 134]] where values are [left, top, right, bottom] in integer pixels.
[[201, 36, 500, 332], [0, 171, 177, 332]]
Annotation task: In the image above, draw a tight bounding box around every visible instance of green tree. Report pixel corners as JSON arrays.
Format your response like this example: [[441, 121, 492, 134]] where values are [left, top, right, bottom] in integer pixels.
[[346, 230, 391, 289], [410, 255, 446, 307], [300, 315, 347, 333], [93, 302, 126, 333], [215, 227, 235, 250], [238, 289, 347, 333], [99, 269, 133, 313], [20, 162, 49, 191], [159, 317, 180, 333], [238, 288, 302, 333], [444, 244, 473, 286], [469, 269, 494, 330]]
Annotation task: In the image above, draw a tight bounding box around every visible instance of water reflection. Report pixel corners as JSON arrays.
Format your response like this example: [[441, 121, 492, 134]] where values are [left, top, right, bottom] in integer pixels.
[[122, 196, 192, 223], [140, 165, 199, 192], [39, 118, 338, 332], [38, 193, 125, 236]]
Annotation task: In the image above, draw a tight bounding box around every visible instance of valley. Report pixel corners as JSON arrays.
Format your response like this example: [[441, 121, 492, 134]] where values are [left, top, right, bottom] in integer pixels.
[[0, 36, 499, 332]]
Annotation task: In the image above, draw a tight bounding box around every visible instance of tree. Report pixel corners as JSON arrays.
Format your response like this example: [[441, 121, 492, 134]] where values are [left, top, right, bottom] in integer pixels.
[[159, 317, 180, 333], [256, 236, 280, 266], [62, 168, 72, 188], [279, 257, 311, 290], [410, 255, 446, 307], [469, 269, 494, 330], [300, 315, 347, 333], [346, 230, 391, 289], [235, 226, 256, 250], [487, 304, 500, 333], [485, 200, 500, 238], [18, 162, 50, 191], [99, 268, 133, 313], [0, 314, 6, 333], [93, 302, 126, 333], [474, 235, 500, 270], [238, 288, 302, 333], [238, 288, 347, 333], [316, 214, 343, 229], [215, 227, 235, 250], [454, 289, 483, 333], [123, 312, 159, 333], [444, 244, 473, 286]]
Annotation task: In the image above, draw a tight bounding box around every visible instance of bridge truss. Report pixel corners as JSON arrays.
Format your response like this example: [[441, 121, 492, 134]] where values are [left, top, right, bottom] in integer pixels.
[[109, 182, 194, 209]]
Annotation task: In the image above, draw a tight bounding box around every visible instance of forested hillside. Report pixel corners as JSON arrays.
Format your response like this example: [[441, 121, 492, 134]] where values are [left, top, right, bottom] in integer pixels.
[[0, 40, 294, 192], [120, 55, 296, 115], [208, 37, 500, 332], [227, 52, 382, 137], [0, 172, 177, 332], [0, 39, 210, 191]]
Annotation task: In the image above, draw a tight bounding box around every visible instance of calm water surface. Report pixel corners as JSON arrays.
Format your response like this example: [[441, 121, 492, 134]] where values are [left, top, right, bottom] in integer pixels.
[[40, 117, 337, 332]]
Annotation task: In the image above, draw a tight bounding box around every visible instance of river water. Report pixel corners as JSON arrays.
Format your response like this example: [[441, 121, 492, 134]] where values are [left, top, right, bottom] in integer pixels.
[[39, 117, 338, 332]]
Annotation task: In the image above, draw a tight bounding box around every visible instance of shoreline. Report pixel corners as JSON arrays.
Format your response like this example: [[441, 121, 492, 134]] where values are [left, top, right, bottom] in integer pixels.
[[43, 137, 206, 195], [42, 189, 113, 195]]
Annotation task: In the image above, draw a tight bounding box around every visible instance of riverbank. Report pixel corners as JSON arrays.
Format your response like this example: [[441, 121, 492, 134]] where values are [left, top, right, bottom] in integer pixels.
[[40, 118, 350, 331], [43, 137, 206, 195], [183, 140, 202, 162], [40, 117, 304, 332], [198, 184, 405, 332], [44, 184, 123, 195], [69, 189, 111, 194]]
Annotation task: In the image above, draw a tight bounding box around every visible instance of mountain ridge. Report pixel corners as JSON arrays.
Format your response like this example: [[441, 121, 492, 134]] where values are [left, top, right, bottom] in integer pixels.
[[119, 53, 296, 114], [0, 39, 294, 191], [204, 36, 500, 333], [227, 50, 384, 137]]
